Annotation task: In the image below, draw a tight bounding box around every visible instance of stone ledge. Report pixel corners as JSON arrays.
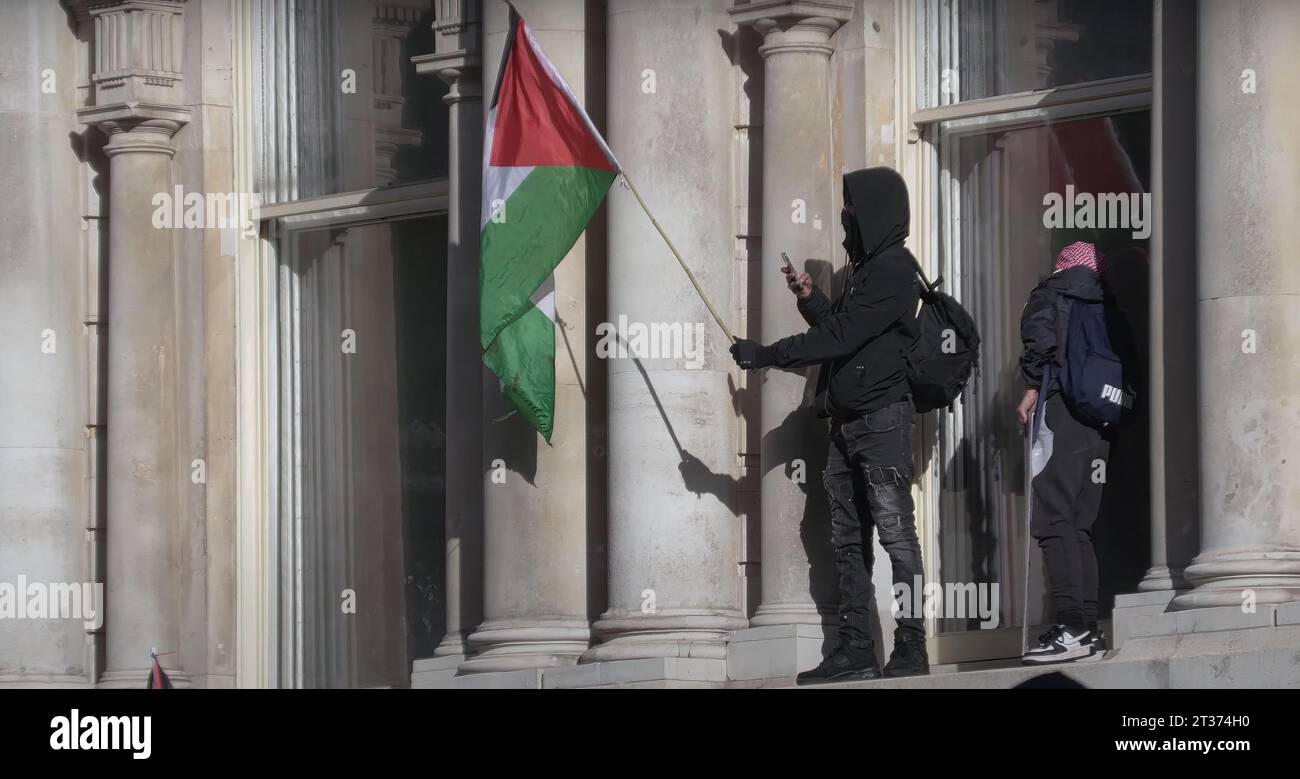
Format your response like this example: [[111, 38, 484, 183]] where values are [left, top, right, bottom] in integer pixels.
[[727, 623, 833, 681], [774, 625, 1300, 690], [410, 655, 465, 689], [543, 657, 728, 689]]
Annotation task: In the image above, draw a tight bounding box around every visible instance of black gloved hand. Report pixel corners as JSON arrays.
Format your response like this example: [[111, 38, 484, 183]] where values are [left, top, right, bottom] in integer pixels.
[[730, 338, 775, 370]]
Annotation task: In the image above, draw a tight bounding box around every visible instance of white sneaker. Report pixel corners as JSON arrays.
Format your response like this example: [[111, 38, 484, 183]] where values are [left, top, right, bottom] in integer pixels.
[[1022, 624, 1092, 664], [1077, 629, 1107, 662]]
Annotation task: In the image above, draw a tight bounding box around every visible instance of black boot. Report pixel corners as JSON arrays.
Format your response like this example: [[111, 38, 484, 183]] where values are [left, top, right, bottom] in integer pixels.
[[883, 630, 929, 677], [796, 639, 881, 686]]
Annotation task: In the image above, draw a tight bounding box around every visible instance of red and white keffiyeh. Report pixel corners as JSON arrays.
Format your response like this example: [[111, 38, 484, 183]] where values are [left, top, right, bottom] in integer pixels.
[[1055, 241, 1105, 275]]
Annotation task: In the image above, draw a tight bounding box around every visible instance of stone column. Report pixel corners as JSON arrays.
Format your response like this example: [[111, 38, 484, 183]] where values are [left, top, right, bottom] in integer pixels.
[[731, 2, 852, 634], [460, 0, 594, 675], [411, 0, 486, 683], [1139, 0, 1198, 594], [1172, 0, 1300, 610], [585, 0, 746, 675], [75, 0, 192, 687]]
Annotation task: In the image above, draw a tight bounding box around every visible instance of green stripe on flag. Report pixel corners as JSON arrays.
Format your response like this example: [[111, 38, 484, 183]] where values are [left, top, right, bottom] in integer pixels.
[[480, 165, 616, 351], [484, 305, 556, 441]]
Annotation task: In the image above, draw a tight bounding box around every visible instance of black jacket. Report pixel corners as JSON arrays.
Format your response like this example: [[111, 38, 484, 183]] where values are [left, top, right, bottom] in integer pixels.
[[1019, 266, 1105, 394], [766, 168, 920, 420]]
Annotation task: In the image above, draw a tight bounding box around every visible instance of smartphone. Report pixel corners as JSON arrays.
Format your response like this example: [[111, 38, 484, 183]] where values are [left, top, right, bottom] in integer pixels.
[[780, 251, 793, 275]]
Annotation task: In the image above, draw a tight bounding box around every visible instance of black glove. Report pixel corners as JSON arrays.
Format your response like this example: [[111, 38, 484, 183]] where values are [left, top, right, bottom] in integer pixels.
[[730, 339, 775, 370]]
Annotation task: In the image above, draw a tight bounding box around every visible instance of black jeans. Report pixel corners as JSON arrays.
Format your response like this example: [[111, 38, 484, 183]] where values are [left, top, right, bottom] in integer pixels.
[[823, 398, 923, 644], [1031, 393, 1110, 630]]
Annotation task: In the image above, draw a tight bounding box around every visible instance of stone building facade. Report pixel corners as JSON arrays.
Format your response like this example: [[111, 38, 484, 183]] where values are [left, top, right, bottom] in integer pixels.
[[1, 0, 1297, 689]]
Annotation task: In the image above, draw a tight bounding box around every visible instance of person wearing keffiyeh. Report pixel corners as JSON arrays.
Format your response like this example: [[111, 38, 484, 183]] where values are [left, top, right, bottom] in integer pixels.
[[1015, 241, 1112, 666]]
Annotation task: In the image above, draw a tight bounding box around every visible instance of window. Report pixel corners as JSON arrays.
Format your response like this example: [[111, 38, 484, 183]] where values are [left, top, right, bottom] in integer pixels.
[[914, 0, 1153, 662], [919, 0, 1153, 108], [248, 0, 453, 687], [252, 0, 449, 204], [284, 217, 448, 688]]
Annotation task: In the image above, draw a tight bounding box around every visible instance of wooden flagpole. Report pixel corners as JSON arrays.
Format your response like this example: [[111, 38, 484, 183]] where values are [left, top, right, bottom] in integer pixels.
[[620, 173, 736, 343]]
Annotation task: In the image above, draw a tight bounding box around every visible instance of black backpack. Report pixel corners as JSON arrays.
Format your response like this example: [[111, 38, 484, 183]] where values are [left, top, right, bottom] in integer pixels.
[[904, 259, 980, 413]]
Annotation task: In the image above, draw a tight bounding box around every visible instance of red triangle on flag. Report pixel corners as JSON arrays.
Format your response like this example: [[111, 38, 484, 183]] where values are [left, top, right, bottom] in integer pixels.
[[489, 18, 616, 172]]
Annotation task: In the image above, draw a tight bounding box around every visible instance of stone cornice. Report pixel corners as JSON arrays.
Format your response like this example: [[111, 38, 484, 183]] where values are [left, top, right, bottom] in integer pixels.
[[413, 50, 482, 79], [412, 51, 483, 105], [729, 0, 854, 28], [77, 101, 192, 126]]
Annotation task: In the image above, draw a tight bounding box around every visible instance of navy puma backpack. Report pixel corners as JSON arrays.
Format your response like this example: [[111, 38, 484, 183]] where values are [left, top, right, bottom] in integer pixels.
[[1058, 299, 1135, 430]]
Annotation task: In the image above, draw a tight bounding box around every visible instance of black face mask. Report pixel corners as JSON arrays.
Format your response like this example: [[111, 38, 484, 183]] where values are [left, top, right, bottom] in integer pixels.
[[841, 207, 862, 260]]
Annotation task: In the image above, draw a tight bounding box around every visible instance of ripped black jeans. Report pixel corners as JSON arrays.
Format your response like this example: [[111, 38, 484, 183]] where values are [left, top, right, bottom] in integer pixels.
[[823, 399, 923, 644]]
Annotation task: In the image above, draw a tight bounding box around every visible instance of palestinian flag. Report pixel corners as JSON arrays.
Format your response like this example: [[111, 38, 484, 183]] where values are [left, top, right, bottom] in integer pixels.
[[481, 5, 619, 442], [146, 651, 173, 689]]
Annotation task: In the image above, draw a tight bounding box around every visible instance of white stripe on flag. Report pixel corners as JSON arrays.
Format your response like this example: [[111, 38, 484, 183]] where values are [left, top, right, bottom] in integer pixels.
[[482, 106, 538, 231], [482, 164, 534, 231], [530, 274, 557, 322]]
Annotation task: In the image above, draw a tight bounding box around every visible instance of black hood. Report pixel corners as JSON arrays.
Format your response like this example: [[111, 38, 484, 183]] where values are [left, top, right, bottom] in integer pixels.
[[1042, 265, 1104, 302], [843, 167, 910, 263]]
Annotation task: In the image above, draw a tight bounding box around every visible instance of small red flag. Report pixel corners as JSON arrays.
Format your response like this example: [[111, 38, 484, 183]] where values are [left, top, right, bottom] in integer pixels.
[[146, 650, 173, 689]]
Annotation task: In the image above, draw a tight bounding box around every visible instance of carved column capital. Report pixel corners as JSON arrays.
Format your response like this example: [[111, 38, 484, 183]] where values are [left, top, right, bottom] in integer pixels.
[[729, 0, 853, 59], [414, 52, 483, 106], [77, 104, 191, 156]]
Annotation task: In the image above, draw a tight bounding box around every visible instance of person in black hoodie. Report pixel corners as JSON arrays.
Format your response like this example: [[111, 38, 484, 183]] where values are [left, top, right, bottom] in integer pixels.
[[730, 167, 927, 683], [1016, 241, 1112, 664]]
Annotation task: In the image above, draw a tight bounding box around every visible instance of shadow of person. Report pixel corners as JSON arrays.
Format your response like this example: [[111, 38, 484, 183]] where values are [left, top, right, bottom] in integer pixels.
[[1013, 670, 1088, 689], [761, 404, 838, 634], [626, 353, 743, 513], [677, 450, 740, 511]]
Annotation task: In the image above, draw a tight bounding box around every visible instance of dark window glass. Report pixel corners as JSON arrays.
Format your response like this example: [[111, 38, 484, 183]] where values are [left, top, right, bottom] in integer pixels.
[[925, 0, 1153, 106], [933, 111, 1151, 641], [289, 215, 447, 687]]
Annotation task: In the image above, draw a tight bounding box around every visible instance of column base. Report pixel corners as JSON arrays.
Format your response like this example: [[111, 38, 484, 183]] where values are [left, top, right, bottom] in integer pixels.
[[1137, 565, 1189, 592], [583, 610, 749, 663], [432, 631, 473, 658], [748, 601, 831, 627], [97, 667, 192, 689], [0, 674, 94, 689], [1171, 551, 1300, 611], [459, 618, 590, 673]]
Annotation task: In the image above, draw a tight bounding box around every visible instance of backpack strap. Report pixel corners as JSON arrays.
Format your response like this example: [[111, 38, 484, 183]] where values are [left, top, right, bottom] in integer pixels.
[[908, 254, 943, 295]]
